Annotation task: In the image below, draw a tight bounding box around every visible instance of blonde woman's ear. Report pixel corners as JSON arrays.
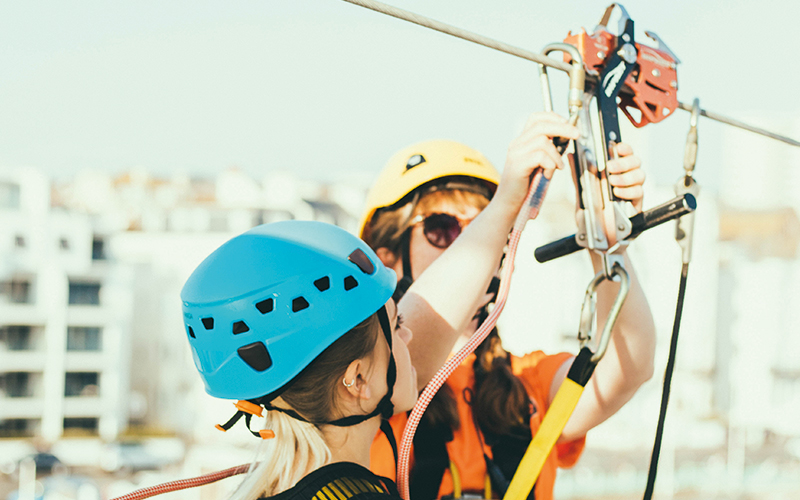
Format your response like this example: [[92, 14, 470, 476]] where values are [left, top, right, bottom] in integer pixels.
[[375, 247, 397, 268], [342, 359, 371, 400]]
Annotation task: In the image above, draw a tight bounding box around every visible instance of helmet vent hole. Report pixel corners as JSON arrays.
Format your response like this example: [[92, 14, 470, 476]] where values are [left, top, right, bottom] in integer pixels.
[[292, 297, 309, 312], [348, 249, 375, 274], [256, 298, 274, 314], [187, 326, 195, 339], [406, 154, 426, 170], [232, 321, 250, 334], [314, 277, 330, 292], [238, 342, 273, 372], [201, 317, 214, 330], [344, 276, 358, 291]]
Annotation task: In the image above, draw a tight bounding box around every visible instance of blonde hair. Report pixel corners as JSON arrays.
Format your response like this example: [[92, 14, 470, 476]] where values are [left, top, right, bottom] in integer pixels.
[[227, 313, 381, 500], [231, 412, 331, 499]]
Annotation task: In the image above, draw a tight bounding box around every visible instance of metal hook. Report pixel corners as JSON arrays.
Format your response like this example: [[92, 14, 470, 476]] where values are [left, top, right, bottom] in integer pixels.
[[577, 262, 630, 363], [598, 3, 632, 36], [538, 42, 585, 131], [675, 98, 700, 264]]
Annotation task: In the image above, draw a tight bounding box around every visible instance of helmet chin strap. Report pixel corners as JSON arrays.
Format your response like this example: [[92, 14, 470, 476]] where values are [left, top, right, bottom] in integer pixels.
[[393, 230, 415, 302], [257, 305, 399, 462]]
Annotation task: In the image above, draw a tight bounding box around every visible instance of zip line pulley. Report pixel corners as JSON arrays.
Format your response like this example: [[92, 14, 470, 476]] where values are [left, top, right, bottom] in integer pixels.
[[341, 0, 800, 149]]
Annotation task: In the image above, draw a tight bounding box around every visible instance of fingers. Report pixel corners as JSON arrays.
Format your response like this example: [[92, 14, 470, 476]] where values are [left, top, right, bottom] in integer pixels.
[[608, 168, 646, 191], [613, 142, 634, 157], [523, 112, 580, 141], [612, 185, 644, 202], [509, 135, 563, 177], [507, 139, 561, 179], [607, 153, 641, 174]]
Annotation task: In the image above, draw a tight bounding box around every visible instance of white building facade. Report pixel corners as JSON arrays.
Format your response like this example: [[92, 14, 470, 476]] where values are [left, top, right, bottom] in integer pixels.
[[0, 168, 133, 442]]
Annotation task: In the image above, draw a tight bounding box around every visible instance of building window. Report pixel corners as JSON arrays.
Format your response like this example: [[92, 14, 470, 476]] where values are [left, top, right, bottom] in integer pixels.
[[0, 372, 33, 398], [0, 279, 31, 304], [0, 325, 34, 351], [64, 372, 99, 397], [0, 418, 38, 438], [92, 237, 107, 260], [67, 327, 102, 351], [63, 417, 99, 436], [15, 235, 25, 248], [59, 238, 70, 250], [0, 182, 21, 210], [68, 281, 101, 306]]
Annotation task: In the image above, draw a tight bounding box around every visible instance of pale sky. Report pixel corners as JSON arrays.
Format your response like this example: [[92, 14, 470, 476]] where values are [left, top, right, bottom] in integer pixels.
[[1, 0, 798, 188]]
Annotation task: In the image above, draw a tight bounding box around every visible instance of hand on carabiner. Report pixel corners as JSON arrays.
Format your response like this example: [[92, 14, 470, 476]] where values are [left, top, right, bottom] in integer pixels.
[[602, 142, 645, 247], [607, 142, 645, 212]]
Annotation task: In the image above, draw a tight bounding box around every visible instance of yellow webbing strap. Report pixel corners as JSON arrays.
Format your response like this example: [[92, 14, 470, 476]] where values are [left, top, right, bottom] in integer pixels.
[[449, 459, 462, 499], [502, 347, 596, 500]]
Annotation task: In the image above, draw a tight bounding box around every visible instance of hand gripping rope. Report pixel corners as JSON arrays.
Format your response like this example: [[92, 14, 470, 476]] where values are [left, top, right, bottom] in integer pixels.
[[396, 43, 588, 500], [114, 4, 792, 500], [396, 167, 552, 500]]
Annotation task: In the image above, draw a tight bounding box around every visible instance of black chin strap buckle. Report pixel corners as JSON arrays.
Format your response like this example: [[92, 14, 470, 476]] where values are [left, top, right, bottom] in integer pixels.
[[215, 400, 275, 439]]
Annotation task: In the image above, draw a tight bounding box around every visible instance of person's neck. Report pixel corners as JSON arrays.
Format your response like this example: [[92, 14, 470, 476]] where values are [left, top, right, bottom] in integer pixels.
[[322, 415, 381, 468]]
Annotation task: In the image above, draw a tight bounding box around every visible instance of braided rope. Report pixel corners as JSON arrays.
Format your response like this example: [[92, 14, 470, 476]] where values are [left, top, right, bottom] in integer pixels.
[[110, 464, 251, 500], [397, 171, 550, 500]]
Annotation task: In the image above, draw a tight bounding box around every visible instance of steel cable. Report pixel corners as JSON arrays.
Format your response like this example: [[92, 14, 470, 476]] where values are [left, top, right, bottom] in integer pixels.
[[340, 0, 800, 148]]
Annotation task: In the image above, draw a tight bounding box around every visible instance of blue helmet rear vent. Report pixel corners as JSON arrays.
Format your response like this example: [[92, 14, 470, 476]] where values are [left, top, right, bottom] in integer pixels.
[[348, 249, 375, 274], [187, 326, 195, 339], [314, 276, 330, 291], [201, 317, 214, 330], [237, 342, 273, 372], [232, 321, 250, 334], [292, 297, 309, 312], [255, 298, 274, 314], [344, 276, 358, 291]]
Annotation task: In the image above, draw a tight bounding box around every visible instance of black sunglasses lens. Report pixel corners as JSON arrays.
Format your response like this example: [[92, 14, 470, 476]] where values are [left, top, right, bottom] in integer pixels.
[[423, 214, 462, 248]]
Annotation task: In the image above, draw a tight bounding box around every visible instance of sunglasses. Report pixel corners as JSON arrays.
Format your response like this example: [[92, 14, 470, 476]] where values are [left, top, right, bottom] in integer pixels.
[[409, 213, 473, 249]]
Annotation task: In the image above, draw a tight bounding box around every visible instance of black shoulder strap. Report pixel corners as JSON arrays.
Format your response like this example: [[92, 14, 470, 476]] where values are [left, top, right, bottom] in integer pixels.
[[266, 463, 399, 500]]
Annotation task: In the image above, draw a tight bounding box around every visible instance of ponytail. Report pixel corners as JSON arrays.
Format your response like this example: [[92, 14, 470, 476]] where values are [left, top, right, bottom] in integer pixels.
[[227, 313, 381, 500], [228, 411, 331, 500]]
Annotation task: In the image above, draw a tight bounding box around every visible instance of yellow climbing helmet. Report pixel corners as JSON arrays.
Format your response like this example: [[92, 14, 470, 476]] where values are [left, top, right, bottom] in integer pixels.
[[358, 139, 501, 238]]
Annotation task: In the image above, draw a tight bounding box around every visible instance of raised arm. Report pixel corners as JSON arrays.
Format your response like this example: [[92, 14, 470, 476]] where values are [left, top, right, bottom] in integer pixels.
[[400, 112, 580, 389], [555, 142, 657, 441]]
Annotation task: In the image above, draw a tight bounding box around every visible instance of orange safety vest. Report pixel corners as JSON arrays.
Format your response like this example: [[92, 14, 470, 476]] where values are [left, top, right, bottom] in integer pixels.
[[370, 351, 585, 500]]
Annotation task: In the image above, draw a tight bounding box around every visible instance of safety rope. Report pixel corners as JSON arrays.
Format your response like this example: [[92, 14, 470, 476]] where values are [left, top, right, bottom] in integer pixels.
[[111, 464, 251, 500], [339, 0, 800, 148], [396, 170, 551, 500]]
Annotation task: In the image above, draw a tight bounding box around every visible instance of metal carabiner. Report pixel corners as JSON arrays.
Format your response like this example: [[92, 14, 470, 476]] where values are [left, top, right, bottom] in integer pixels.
[[523, 43, 586, 218], [675, 98, 700, 264], [577, 262, 630, 363], [538, 42, 585, 127]]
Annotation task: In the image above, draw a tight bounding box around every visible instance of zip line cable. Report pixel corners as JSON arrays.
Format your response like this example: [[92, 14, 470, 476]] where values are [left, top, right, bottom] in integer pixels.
[[340, 0, 800, 148]]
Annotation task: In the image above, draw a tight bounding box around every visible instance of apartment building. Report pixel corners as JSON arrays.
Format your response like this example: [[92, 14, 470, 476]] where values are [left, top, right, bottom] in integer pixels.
[[0, 168, 132, 442]]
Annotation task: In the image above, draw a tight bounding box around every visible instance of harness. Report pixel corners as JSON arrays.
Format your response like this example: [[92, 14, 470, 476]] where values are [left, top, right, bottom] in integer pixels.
[[267, 462, 400, 500], [112, 3, 800, 500], [387, 4, 703, 500]]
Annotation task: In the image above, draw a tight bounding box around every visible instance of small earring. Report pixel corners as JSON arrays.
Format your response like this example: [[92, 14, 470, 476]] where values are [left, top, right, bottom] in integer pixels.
[[343, 377, 356, 388]]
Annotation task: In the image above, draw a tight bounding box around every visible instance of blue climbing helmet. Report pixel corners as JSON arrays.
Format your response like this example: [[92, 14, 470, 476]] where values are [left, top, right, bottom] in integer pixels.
[[180, 220, 397, 402]]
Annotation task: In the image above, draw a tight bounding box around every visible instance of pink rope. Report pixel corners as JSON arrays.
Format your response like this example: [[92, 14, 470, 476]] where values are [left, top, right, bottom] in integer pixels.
[[397, 170, 550, 499], [110, 464, 251, 500], [111, 171, 549, 500]]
